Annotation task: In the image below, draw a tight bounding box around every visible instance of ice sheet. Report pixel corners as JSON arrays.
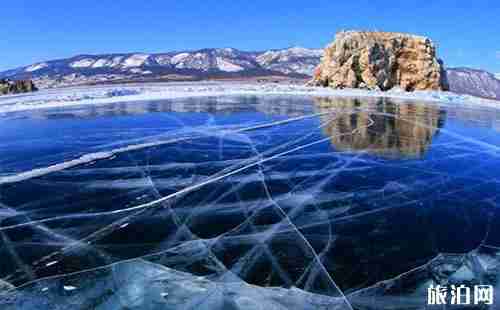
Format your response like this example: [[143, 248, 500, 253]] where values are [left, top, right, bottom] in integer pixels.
[[0, 92, 499, 309]]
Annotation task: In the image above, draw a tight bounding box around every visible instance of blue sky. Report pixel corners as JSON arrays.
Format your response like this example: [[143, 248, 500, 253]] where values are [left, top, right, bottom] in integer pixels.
[[1, 0, 499, 72]]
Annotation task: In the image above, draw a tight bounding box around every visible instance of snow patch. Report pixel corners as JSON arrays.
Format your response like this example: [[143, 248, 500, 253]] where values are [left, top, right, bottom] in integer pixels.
[[110, 56, 124, 67], [91, 59, 111, 68], [256, 47, 323, 65], [216, 57, 244, 72], [25, 63, 48, 72], [122, 54, 150, 68], [287, 46, 324, 57], [170, 53, 190, 65], [154, 55, 172, 65], [129, 68, 152, 75], [70, 58, 96, 68]]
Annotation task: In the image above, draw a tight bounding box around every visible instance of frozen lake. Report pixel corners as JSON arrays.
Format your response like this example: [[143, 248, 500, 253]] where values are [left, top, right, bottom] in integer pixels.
[[0, 94, 499, 309]]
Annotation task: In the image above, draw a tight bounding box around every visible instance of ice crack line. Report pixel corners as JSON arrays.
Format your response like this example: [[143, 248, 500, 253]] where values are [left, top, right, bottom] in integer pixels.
[[0, 111, 333, 185]]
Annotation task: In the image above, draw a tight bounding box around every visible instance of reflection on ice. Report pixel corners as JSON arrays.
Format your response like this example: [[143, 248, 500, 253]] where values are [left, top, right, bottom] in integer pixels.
[[317, 98, 446, 159], [2, 96, 317, 120]]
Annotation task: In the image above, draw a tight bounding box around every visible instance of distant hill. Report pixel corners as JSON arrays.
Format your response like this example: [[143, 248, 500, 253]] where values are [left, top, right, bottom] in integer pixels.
[[446, 67, 500, 100], [0, 47, 323, 88]]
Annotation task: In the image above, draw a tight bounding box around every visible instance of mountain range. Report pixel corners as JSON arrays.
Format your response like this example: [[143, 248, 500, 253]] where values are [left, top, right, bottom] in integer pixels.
[[0, 47, 322, 88], [446, 67, 500, 100], [1, 47, 499, 100]]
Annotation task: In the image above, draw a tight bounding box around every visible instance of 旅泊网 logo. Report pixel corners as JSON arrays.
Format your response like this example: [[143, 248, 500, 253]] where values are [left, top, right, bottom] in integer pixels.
[[428, 284, 494, 306]]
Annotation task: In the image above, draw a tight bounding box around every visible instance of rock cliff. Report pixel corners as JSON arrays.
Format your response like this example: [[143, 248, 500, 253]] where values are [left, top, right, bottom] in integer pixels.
[[0, 79, 37, 95], [310, 31, 448, 91]]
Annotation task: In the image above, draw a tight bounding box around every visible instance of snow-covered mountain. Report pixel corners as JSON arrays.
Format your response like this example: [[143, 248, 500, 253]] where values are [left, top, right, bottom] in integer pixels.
[[446, 67, 500, 100], [256, 47, 323, 75], [0, 47, 324, 88], [3, 48, 500, 101]]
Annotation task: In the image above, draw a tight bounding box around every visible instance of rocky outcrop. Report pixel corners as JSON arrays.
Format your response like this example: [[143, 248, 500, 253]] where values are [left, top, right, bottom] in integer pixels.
[[310, 31, 448, 91], [0, 79, 37, 95]]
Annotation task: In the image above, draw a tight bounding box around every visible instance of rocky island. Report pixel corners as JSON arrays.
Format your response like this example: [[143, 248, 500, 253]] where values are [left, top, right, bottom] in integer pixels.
[[310, 31, 449, 92]]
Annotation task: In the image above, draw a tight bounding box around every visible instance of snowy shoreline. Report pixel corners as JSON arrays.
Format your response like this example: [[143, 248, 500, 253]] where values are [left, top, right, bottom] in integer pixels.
[[0, 81, 498, 114]]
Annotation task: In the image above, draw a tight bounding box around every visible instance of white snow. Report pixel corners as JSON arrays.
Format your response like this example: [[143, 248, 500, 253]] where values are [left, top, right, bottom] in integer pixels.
[[128, 68, 152, 75], [70, 58, 96, 68], [216, 57, 244, 72], [495, 73, 500, 80], [45, 261, 58, 267], [25, 63, 48, 72], [154, 55, 172, 65], [170, 53, 190, 65], [256, 47, 323, 65], [110, 56, 124, 67], [122, 54, 150, 68], [287, 46, 324, 57], [0, 82, 498, 117], [91, 58, 111, 68]]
